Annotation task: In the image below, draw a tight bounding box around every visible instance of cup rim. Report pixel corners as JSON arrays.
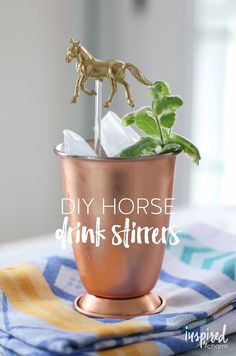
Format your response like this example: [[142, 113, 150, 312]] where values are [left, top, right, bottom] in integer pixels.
[[54, 143, 181, 162]]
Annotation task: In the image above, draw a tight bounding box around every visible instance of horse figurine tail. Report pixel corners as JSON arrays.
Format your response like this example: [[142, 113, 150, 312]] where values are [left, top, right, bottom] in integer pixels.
[[125, 63, 152, 86]]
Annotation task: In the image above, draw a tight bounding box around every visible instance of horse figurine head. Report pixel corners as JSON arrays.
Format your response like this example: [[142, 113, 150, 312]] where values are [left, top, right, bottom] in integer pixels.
[[65, 39, 81, 63], [65, 39, 152, 107]]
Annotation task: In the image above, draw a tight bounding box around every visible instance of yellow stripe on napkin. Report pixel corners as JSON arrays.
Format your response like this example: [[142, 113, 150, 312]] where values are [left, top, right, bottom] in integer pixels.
[[0, 263, 152, 337]]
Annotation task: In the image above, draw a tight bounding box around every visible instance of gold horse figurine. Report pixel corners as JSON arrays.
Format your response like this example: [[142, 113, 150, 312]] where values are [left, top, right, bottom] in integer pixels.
[[65, 39, 152, 108]]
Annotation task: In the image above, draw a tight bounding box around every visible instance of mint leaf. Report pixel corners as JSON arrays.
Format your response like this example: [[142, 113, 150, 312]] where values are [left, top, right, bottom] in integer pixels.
[[122, 113, 135, 126], [169, 133, 201, 165], [160, 113, 176, 129], [160, 127, 169, 140], [135, 112, 159, 137], [150, 81, 170, 98], [160, 143, 182, 154], [119, 137, 158, 157], [153, 96, 183, 116], [122, 106, 151, 126]]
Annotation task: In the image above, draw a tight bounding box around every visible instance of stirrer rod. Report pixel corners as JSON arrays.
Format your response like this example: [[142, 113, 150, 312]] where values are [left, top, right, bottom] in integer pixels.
[[94, 80, 102, 156]]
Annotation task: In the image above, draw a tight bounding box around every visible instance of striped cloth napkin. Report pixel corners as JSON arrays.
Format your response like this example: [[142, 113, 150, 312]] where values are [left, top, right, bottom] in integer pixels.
[[0, 223, 236, 355]]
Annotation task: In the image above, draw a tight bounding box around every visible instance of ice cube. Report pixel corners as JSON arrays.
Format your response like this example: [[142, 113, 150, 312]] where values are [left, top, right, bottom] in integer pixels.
[[101, 111, 140, 157], [63, 129, 96, 156]]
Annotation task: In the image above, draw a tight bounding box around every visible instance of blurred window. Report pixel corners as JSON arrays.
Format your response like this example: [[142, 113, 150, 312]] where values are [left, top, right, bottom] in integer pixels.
[[191, 0, 236, 205]]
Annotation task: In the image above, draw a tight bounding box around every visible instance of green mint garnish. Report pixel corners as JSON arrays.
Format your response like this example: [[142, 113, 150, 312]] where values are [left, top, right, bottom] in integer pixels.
[[119, 80, 201, 164]]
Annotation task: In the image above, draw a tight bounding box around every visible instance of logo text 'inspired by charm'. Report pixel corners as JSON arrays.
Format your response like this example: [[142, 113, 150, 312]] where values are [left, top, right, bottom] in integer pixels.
[[185, 325, 229, 349]]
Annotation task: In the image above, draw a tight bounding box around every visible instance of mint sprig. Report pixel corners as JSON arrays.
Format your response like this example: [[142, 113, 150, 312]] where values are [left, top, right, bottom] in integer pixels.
[[119, 81, 201, 164]]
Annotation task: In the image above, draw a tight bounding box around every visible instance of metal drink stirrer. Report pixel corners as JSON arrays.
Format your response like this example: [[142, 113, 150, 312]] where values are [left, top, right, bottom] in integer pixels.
[[65, 38, 152, 156], [94, 80, 102, 156]]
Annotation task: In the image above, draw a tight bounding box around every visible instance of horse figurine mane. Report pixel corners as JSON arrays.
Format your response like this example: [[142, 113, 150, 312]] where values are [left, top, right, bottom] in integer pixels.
[[65, 39, 152, 108]]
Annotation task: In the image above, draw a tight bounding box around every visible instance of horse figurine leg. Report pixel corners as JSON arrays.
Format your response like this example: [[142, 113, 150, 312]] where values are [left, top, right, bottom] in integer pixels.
[[104, 79, 117, 108], [120, 79, 134, 107], [81, 77, 97, 96], [71, 74, 85, 103]]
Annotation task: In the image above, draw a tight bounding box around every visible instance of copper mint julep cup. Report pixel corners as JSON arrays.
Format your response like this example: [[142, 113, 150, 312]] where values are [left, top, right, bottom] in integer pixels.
[[55, 144, 177, 318]]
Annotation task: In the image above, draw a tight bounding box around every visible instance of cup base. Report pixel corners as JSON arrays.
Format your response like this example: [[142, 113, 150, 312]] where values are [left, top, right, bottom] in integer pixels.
[[74, 292, 166, 318]]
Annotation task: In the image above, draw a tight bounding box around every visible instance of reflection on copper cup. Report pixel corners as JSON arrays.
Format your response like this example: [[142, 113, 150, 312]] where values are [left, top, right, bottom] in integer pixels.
[[55, 144, 177, 317]]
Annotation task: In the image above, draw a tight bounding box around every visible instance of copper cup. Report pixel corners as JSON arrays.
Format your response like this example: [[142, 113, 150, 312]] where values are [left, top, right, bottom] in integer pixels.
[[55, 144, 177, 318]]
